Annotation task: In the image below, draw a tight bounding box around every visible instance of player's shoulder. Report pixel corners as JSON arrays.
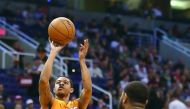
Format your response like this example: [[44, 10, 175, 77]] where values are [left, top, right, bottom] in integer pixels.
[[67, 99, 80, 108]]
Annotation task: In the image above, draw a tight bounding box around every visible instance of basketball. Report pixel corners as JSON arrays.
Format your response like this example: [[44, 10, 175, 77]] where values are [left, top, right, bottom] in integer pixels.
[[48, 17, 75, 46]]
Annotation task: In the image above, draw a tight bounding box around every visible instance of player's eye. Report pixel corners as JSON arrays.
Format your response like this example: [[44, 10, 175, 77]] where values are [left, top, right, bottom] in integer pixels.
[[56, 81, 60, 84], [64, 81, 68, 84]]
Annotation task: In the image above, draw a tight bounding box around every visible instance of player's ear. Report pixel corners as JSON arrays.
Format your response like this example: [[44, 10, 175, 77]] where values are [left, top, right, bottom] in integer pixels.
[[119, 92, 127, 109], [53, 87, 55, 93], [146, 100, 148, 105], [123, 92, 128, 104], [70, 88, 74, 93], [120, 92, 127, 102]]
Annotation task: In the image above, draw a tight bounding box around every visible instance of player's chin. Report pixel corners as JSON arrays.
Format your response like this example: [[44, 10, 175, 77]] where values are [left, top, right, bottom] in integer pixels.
[[56, 92, 65, 97]]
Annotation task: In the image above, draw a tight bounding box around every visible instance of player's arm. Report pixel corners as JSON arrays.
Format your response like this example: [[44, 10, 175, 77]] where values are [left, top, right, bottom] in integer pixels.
[[78, 39, 92, 109], [39, 41, 64, 108]]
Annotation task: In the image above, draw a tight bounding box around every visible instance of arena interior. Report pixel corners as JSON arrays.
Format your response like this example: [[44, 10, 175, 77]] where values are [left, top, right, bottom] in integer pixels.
[[0, 0, 190, 109]]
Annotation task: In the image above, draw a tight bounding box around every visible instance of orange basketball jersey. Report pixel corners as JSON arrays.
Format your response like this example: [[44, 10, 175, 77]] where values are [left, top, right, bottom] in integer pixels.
[[51, 99, 79, 109]]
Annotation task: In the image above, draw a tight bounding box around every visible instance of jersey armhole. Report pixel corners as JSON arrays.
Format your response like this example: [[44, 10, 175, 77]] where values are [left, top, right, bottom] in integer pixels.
[[49, 96, 55, 107]]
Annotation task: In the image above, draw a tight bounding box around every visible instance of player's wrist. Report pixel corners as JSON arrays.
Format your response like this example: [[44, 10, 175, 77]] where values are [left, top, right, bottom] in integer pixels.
[[79, 58, 85, 62], [50, 50, 58, 56]]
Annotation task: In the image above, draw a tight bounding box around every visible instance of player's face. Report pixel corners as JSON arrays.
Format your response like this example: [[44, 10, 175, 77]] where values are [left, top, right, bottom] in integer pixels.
[[54, 77, 73, 96]]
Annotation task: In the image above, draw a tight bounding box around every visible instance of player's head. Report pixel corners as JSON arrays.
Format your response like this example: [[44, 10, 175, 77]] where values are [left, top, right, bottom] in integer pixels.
[[119, 81, 149, 109], [53, 76, 74, 98]]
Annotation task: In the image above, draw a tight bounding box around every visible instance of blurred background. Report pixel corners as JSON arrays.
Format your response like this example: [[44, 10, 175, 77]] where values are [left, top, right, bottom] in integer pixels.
[[0, 0, 190, 109]]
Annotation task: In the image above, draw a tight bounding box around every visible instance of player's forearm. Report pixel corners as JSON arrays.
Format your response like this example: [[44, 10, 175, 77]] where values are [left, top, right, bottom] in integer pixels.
[[40, 51, 56, 83], [79, 59, 92, 91]]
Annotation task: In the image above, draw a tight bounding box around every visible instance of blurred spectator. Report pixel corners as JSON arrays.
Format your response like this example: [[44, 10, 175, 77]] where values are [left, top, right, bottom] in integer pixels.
[[0, 84, 6, 102], [28, 57, 44, 97], [25, 99, 34, 109], [16, 62, 33, 88], [146, 88, 164, 109], [88, 100, 97, 109], [9, 58, 22, 76], [13, 41, 24, 69], [90, 63, 103, 78], [96, 99, 107, 109], [76, 25, 85, 40], [29, 56, 44, 74], [186, 97, 190, 109], [0, 95, 5, 109], [102, 105, 109, 109], [127, 51, 138, 66], [0, 92, 12, 109], [36, 46, 47, 63], [0, 95, 3, 104], [168, 89, 187, 109], [14, 95, 23, 109], [18, 72, 32, 88], [21, 7, 33, 19], [119, 75, 129, 92], [134, 59, 148, 83], [68, 39, 78, 49], [88, 19, 99, 33], [24, 63, 32, 74]]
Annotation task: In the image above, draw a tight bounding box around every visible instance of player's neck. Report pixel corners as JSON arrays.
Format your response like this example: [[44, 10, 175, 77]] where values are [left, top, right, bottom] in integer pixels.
[[56, 95, 70, 103]]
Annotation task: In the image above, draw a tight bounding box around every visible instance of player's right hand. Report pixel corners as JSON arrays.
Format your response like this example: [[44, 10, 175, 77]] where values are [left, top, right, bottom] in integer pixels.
[[49, 39, 64, 54]]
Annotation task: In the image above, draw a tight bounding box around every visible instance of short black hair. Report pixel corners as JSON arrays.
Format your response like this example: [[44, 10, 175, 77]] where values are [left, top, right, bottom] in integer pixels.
[[56, 76, 74, 88], [124, 81, 148, 104]]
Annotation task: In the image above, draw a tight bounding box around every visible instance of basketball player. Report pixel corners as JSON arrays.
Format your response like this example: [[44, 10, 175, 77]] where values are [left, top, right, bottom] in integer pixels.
[[39, 39, 92, 109], [119, 81, 149, 109]]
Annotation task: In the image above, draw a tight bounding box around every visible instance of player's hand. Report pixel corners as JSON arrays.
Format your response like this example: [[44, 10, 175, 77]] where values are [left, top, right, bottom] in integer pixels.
[[79, 39, 89, 60], [49, 39, 64, 54]]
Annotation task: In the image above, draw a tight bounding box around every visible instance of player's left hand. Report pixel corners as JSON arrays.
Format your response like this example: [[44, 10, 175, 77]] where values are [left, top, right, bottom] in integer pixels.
[[79, 39, 89, 60]]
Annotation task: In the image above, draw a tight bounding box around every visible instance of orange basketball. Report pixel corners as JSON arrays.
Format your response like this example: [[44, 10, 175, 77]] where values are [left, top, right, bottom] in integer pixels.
[[48, 17, 75, 46]]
